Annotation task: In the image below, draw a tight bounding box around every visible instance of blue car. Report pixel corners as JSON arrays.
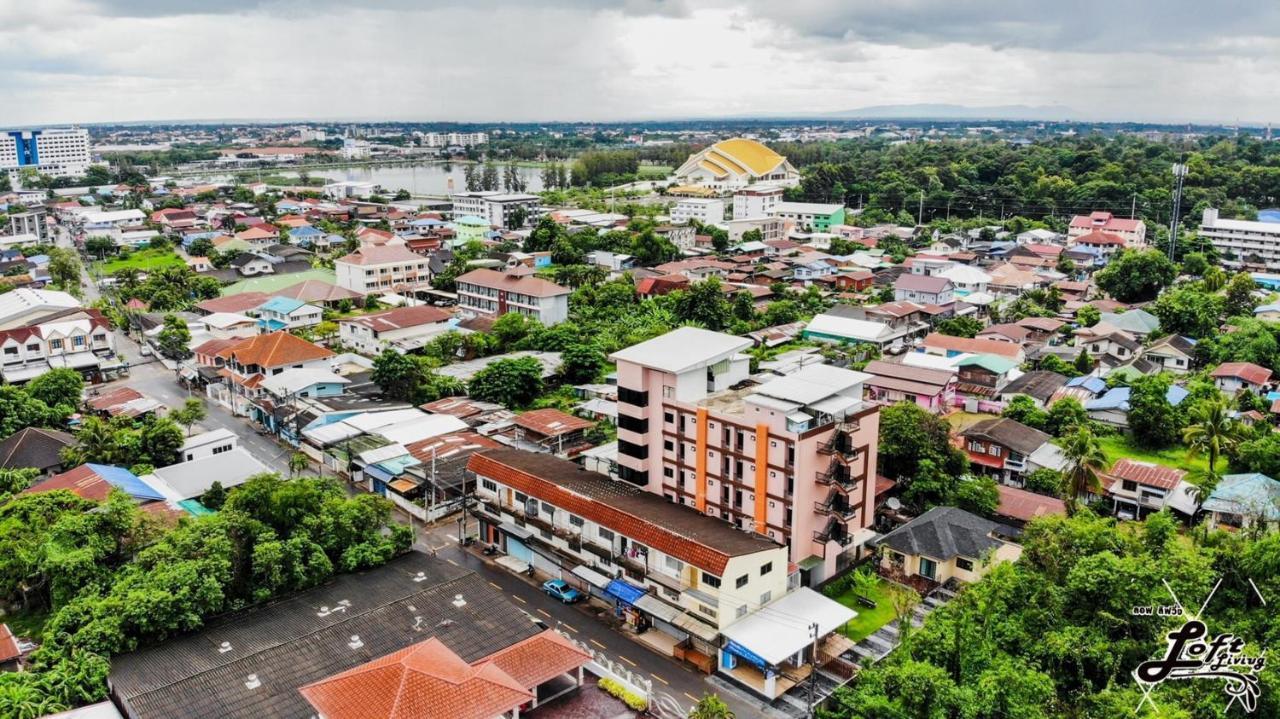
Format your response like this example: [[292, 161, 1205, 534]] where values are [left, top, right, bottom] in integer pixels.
[[541, 579, 584, 604]]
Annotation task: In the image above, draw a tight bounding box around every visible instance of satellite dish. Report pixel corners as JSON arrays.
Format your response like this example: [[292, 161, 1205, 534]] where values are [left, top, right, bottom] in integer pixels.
[[885, 497, 902, 511]]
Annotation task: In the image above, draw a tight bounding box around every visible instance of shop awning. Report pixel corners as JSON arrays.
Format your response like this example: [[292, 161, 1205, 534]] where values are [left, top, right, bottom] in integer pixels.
[[720, 588, 856, 667], [1, 365, 48, 382], [633, 594, 682, 624], [48, 352, 100, 369], [604, 578, 646, 606], [571, 565, 611, 590], [363, 463, 397, 483], [674, 613, 720, 642], [498, 522, 533, 540]]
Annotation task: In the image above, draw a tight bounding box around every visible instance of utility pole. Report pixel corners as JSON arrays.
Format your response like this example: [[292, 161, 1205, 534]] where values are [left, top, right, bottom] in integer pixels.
[[807, 621, 820, 717], [917, 191, 924, 226], [1130, 193, 1137, 219], [1169, 161, 1188, 263]]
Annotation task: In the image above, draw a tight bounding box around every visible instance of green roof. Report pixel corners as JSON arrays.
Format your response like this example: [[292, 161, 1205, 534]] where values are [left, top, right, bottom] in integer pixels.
[[957, 353, 1017, 374], [222, 268, 337, 296]]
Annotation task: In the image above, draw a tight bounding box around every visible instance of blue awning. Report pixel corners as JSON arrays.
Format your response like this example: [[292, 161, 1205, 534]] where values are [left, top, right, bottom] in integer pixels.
[[724, 639, 770, 669], [604, 578, 646, 606], [362, 463, 396, 483]]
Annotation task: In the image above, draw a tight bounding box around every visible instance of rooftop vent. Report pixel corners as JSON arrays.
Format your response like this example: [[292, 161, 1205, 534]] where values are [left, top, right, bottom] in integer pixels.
[[218, 641, 233, 654], [347, 635, 364, 650], [452, 593, 467, 608], [245, 674, 261, 690]]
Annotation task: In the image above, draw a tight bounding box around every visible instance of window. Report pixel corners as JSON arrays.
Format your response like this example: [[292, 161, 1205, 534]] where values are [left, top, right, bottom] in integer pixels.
[[481, 479, 497, 493], [956, 558, 974, 571], [663, 439, 674, 452], [50, 338, 63, 350], [735, 575, 748, 589], [663, 466, 674, 478], [569, 514, 585, 527], [1122, 480, 1138, 492], [540, 502, 555, 516], [698, 604, 718, 619], [515, 492, 528, 504], [988, 445, 1002, 457], [701, 572, 721, 588], [664, 411, 674, 424], [26, 344, 38, 353], [618, 439, 648, 460], [664, 555, 684, 574], [2, 347, 15, 356], [598, 527, 615, 542], [736, 605, 748, 619], [617, 413, 648, 433], [760, 591, 772, 604], [760, 562, 772, 576]]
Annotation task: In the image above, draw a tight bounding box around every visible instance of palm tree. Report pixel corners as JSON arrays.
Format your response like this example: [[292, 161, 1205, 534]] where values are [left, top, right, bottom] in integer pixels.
[[688, 694, 736, 719], [288, 452, 310, 479], [1182, 396, 1247, 477], [1060, 426, 1107, 515]]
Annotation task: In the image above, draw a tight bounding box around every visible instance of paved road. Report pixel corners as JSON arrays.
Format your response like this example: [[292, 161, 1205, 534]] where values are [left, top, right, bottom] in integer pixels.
[[413, 520, 787, 719]]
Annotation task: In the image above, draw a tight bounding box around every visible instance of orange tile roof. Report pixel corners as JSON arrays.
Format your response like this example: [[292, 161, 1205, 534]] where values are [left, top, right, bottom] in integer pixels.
[[922, 333, 1023, 359], [513, 408, 594, 438], [298, 637, 532, 719], [484, 629, 591, 688], [216, 331, 334, 368], [0, 624, 18, 663]]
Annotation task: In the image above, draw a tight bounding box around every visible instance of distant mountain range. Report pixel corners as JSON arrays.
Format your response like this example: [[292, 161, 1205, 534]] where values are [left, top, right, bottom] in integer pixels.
[[820, 103, 1077, 121]]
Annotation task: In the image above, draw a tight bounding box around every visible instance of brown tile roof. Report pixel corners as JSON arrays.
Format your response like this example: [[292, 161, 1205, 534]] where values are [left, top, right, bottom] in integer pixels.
[[862, 360, 954, 395], [512, 408, 594, 438], [995, 484, 1066, 523], [216, 331, 334, 368], [275, 279, 362, 303], [336, 246, 426, 266], [345, 305, 452, 333], [195, 292, 271, 314], [1211, 362, 1273, 386], [455, 268, 570, 298], [961, 417, 1052, 456], [193, 337, 242, 358], [1106, 459, 1186, 491], [0, 427, 73, 472], [298, 637, 532, 719], [1073, 230, 1127, 246], [923, 333, 1023, 359], [468, 449, 780, 574]]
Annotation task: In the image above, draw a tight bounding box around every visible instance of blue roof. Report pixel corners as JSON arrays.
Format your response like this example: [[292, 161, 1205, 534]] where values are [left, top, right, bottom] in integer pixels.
[[411, 218, 445, 227], [87, 463, 165, 502], [257, 318, 288, 331], [1065, 375, 1107, 394], [1202, 473, 1280, 521], [453, 215, 488, 226], [1085, 385, 1188, 412], [604, 578, 646, 605], [290, 225, 324, 237], [258, 296, 308, 314]]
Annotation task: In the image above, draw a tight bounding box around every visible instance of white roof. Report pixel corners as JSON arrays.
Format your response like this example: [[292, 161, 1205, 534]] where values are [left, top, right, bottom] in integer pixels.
[[773, 201, 844, 214], [751, 364, 870, 405], [146, 448, 270, 501], [0, 288, 79, 327], [83, 209, 145, 224], [805, 313, 892, 343], [938, 264, 991, 284], [359, 442, 411, 465], [375, 414, 468, 445], [961, 291, 996, 305], [721, 588, 856, 666], [259, 368, 351, 396], [202, 312, 256, 329], [610, 327, 752, 374], [181, 427, 236, 450], [303, 408, 426, 445], [901, 352, 967, 371]]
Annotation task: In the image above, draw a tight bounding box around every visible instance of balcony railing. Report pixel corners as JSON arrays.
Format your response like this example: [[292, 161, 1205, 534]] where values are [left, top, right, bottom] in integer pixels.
[[813, 517, 852, 545], [817, 461, 855, 488], [814, 493, 856, 520], [818, 423, 861, 456]]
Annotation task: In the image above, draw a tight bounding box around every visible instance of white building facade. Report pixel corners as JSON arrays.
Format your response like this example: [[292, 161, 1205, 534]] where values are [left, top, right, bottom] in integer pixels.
[[1, 128, 92, 182]]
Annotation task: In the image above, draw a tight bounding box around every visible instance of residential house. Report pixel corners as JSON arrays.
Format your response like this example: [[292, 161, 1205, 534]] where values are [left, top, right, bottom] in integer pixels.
[[334, 246, 432, 296], [208, 331, 336, 415], [234, 224, 279, 248], [1085, 385, 1189, 429], [1144, 335, 1197, 374], [0, 426, 74, 478], [955, 354, 1019, 398], [862, 360, 956, 412], [227, 253, 275, 277], [198, 312, 259, 340], [803, 312, 905, 351], [179, 428, 238, 463], [1201, 473, 1280, 531], [505, 408, 595, 457], [610, 327, 881, 584], [998, 370, 1068, 408], [921, 333, 1025, 363], [1068, 211, 1147, 246], [1070, 230, 1127, 259], [338, 305, 454, 355], [874, 506, 1022, 586], [1098, 309, 1160, 339], [976, 323, 1031, 345], [937, 264, 991, 296], [254, 296, 323, 332], [893, 274, 954, 305], [768, 202, 846, 231], [1103, 459, 1200, 520], [1211, 362, 1273, 395], [994, 484, 1066, 528], [0, 290, 118, 384], [1015, 317, 1066, 343], [455, 267, 571, 325], [960, 417, 1058, 484]]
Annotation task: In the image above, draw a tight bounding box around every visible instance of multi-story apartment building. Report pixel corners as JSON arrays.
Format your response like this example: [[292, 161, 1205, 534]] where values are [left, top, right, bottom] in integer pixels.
[[455, 268, 570, 325], [450, 191, 541, 229], [1199, 207, 1280, 270], [732, 187, 784, 220], [1067, 211, 1146, 246], [1, 128, 92, 182], [0, 289, 116, 383], [768, 202, 846, 232], [671, 198, 725, 225], [468, 449, 788, 649], [7, 206, 49, 243], [420, 132, 488, 147], [610, 327, 880, 585], [334, 246, 432, 295]]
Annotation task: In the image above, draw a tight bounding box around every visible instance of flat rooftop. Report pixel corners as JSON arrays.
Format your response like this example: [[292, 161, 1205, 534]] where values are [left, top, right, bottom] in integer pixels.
[[609, 327, 752, 374]]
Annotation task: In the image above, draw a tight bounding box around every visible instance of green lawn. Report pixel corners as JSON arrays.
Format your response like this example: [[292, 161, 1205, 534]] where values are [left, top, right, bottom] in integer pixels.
[[1097, 434, 1214, 476], [831, 578, 898, 643], [101, 248, 184, 273]]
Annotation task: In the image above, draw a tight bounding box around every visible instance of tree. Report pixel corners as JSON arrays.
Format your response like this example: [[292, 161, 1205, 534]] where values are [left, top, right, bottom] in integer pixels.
[[288, 452, 310, 478], [1182, 396, 1246, 476], [1023, 468, 1064, 498], [371, 349, 423, 403], [1045, 397, 1088, 437], [1094, 249, 1177, 302], [878, 402, 967, 480], [468, 356, 544, 408], [1072, 348, 1093, 375], [689, 694, 736, 719], [671, 277, 731, 331], [0, 385, 67, 437], [630, 228, 677, 264], [1150, 285, 1223, 339], [200, 481, 227, 510], [1181, 252, 1209, 276], [0, 468, 39, 496], [1075, 304, 1100, 328], [559, 342, 605, 384], [46, 248, 81, 291], [155, 314, 192, 360], [169, 398, 207, 436], [1001, 395, 1049, 432], [1059, 426, 1107, 515], [1231, 433, 1280, 476], [84, 236, 117, 259], [935, 315, 983, 338], [1223, 272, 1259, 319], [138, 415, 185, 467], [1127, 374, 1182, 449], [24, 369, 83, 413]]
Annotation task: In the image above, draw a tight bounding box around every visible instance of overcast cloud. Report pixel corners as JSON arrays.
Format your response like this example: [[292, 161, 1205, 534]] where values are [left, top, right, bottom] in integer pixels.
[[1, 0, 1276, 125]]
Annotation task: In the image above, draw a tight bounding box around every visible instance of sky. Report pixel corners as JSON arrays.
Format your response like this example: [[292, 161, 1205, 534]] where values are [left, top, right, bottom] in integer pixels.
[[3, 0, 1280, 126]]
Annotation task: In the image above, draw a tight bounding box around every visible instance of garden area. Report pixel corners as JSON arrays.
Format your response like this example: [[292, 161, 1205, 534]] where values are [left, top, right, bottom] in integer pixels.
[[1096, 433, 1212, 475], [100, 247, 184, 273], [824, 570, 898, 643]]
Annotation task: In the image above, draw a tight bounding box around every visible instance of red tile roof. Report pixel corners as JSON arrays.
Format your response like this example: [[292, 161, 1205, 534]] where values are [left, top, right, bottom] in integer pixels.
[[298, 637, 533, 719], [336, 246, 426, 266], [995, 484, 1066, 522], [1211, 362, 1272, 386], [1106, 459, 1186, 490], [216, 331, 334, 368], [345, 305, 452, 333], [22, 464, 114, 501], [1073, 230, 1127, 246], [513, 408, 594, 438], [455, 268, 570, 298], [923, 333, 1023, 359], [196, 292, 271, 314], [0, 624, 18, 663], [1070, 211, 1143, 232]]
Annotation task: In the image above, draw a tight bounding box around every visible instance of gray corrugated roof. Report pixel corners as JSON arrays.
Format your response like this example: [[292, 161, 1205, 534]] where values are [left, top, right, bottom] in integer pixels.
[[109, 553, 538, 719], [875, 506, 1014, 561]]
